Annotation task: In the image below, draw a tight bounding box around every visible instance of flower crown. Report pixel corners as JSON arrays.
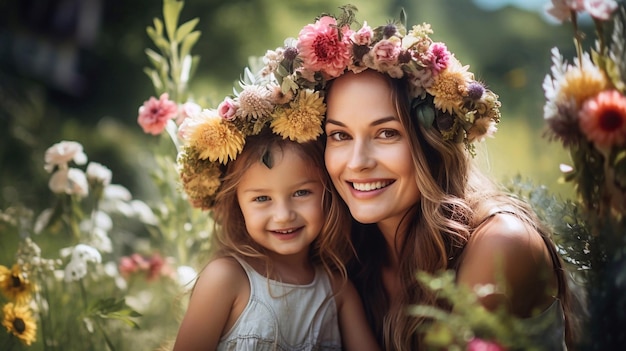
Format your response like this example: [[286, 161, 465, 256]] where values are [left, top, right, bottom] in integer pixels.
[[176, 5, 502, 209]]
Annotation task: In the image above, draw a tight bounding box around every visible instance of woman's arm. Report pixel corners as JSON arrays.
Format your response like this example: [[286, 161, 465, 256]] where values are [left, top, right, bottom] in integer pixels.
[[333, 275, 382, 351], [457, 212, 558, 317], [172, 257, 249, 351]]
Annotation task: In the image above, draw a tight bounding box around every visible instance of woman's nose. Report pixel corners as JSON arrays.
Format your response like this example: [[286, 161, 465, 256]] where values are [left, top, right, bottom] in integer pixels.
[[347, 139, 375, 172]]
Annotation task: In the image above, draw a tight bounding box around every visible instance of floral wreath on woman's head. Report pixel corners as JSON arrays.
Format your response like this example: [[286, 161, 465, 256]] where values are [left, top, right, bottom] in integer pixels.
[[174, 5, 502, 210]]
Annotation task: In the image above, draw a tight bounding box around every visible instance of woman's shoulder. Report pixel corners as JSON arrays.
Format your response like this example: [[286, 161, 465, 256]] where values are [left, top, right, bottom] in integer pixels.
[[458, 211, 557, 316]]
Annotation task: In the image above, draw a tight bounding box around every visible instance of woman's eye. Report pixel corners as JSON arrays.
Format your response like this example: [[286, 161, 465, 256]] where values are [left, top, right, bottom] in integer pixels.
[[254, 196, 270, 202], [328, 131, 350, 141], [294, 189, 311, 197], [379, 129, 399, 139]]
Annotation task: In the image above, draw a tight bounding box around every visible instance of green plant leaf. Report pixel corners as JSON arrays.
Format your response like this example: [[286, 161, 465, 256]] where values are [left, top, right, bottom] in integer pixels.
[[175, 18, 200, 43], [163, 0, 184, 41], [180, 31, 201, 61]]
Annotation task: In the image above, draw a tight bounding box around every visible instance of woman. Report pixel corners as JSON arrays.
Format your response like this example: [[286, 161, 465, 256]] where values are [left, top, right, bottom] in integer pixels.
[[323, 69, 575, 350]]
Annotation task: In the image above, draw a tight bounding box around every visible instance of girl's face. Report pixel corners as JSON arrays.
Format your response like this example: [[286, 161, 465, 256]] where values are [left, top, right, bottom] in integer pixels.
[[236, 146, 325, 259], [324, 71, 420, 233]]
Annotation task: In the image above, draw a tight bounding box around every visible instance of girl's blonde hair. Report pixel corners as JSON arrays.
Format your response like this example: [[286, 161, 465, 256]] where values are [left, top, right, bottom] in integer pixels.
[[324, 71, 576, 350]]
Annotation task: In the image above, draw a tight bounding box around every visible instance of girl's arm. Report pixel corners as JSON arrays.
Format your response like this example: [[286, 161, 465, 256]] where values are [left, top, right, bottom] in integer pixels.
[[334, 276, 382, 351], [172, 257, 249, 351], [457, 212, 558, 317]]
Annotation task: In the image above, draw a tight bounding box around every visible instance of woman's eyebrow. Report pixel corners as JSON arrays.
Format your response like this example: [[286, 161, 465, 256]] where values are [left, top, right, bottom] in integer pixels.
[[325, 116, 397, 127]]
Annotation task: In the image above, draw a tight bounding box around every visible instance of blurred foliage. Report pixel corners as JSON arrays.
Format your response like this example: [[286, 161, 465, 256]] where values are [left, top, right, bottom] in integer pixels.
[[0, 0, 590, 210]]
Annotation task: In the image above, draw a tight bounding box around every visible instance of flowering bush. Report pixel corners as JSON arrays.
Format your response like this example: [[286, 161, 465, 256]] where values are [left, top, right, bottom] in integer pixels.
[[410, 1, 626, 350], [0, 2, 215, 349], [541, 0, 626, 349]]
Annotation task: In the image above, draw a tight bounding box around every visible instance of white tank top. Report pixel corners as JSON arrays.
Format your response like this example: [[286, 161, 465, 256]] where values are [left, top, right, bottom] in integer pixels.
[[217, 257, 342, 351]]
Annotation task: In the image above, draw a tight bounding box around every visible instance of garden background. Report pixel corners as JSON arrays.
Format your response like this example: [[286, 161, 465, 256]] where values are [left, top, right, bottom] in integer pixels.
[[0, 0, 596, 349]]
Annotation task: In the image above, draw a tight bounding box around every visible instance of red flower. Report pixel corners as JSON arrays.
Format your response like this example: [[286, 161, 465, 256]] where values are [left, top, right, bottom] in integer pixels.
[[137, 93, 178, 135], [579, 90, 626, 148]]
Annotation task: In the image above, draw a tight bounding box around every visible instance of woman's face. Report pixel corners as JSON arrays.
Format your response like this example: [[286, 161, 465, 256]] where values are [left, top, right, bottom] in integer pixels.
[[324, 71, 420, 233]]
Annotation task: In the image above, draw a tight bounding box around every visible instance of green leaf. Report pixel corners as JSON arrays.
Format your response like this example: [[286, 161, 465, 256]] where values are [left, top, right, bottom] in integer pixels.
[[143, 67, 164, 93], [180, 31, 201, 61], [153, 17, 164, 37], [175, 18, 200, 43], [145, 48, 165, 69], [163, 0, 184, 41], [415, 104, 435, 129]]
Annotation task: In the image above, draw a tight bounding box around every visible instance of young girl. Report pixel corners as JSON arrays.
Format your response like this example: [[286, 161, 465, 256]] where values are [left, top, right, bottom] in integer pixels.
[[172, 129, 379, 351]]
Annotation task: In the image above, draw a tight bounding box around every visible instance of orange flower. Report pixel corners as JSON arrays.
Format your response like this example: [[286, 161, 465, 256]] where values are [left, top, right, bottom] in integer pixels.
[[579, 90, 626, 148]]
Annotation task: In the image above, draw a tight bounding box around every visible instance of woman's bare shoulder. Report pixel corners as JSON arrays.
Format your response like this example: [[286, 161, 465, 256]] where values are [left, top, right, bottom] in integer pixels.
[[458, 212, 557, 316]]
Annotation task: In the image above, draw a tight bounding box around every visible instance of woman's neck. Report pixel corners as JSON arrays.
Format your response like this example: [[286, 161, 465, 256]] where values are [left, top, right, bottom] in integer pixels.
[[377, 217, 408, 268]]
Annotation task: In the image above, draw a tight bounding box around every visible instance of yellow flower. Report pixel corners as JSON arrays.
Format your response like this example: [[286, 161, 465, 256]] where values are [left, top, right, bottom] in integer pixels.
[[0, 264, 33, 304], [187, 110, 245, 164], [2, 303, 37, 346], [559, 63, 608, 108], [427, 56, 473, 114], [270, 89, 326, 143], [179, 152, 222, 210]]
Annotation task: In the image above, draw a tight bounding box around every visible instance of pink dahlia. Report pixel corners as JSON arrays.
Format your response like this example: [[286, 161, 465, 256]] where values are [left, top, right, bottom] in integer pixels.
[[297, 16, 353, 78], [137, 93, 178, 135], [426, 42, 451, 74], [579, 90, 626, 147], [466, 338, 506, 351]]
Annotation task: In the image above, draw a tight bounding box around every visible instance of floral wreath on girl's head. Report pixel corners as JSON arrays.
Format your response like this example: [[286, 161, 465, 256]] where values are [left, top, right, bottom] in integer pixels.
[[171, 5, 502, 210]]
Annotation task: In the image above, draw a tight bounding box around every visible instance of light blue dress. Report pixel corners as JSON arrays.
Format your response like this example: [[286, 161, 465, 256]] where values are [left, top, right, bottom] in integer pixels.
[[216, 257, 342, 351]]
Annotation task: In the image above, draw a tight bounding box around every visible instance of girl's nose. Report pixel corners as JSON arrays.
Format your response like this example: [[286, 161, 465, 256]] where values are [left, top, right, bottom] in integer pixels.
[[273, 200, 296, 223]]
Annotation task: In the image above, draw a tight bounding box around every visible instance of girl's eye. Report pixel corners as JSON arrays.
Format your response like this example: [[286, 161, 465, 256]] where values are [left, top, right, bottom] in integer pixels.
[[378, 129, 400, 139], [254, 196, 270, 202], [328, 131, 350, 141], [294, 189, 311, 197]]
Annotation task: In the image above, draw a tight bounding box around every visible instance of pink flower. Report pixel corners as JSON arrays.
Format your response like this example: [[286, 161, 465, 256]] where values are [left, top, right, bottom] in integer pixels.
[[351, 21, 373, 46], [579, 90, 626, 148], [545, 0, 584, 22], [371, 38, 401, 66], [583, 0, 618, 20], [426, 42, 451, 74], [297, 16, 353, 78], [217, 97, 238, 121], [118, 256, 139, 278], [466, 338, 506, 351], [137, 93, 178, 135], [176, 101, 201, 125]]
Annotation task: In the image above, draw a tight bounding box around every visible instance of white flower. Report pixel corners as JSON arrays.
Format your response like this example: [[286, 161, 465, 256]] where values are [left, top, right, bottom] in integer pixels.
[[64, 260, 87, 282], [93, 211, 113, 231], [64, 244, 100, 282], [130, 200, 158, 225], [103, 184, 132, 201], [48, 168, 89, 197], [86, 162, 112, 186], [89, 227, 112, 253], [44, 140, 88, 173], [71, 244, 102, 264]]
